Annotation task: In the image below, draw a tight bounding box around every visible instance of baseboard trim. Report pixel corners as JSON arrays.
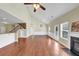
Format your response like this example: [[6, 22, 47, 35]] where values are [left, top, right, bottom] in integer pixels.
[[32, 32, 48, 35]]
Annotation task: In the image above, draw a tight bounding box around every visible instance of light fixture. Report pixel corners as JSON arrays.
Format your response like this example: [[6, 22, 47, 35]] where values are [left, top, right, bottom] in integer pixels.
[[33, 4, 40, 9]]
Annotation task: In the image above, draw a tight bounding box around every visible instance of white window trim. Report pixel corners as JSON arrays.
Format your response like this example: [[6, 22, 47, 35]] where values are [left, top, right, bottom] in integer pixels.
[[60, 22, 69, 40]]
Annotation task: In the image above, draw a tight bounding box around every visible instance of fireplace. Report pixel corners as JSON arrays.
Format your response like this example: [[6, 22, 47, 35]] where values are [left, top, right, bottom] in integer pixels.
[[71, 37, 79, 55]]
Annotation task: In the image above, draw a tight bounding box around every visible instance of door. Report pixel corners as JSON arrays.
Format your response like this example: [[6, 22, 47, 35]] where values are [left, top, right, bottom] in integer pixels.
[[54, 25, 59, 40]]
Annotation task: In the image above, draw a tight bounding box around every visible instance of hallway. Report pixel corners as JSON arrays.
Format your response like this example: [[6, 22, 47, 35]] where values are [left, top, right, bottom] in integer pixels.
[[0, 35, 74, 56]]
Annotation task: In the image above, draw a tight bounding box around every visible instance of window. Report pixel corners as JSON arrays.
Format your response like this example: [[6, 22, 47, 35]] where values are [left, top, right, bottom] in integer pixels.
[[60, 22, 69, 40]]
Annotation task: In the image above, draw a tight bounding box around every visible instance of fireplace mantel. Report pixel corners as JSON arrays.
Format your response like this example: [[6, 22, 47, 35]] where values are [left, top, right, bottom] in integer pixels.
[[70, 32, 79, 38]]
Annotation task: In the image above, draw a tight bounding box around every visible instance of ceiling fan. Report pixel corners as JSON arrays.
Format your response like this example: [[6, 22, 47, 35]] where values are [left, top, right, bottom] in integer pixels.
[[24, 3, 46, 12]]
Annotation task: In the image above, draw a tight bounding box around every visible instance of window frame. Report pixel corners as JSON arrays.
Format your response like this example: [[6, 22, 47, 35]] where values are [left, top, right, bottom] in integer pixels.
[[60, 22, 69, 40]]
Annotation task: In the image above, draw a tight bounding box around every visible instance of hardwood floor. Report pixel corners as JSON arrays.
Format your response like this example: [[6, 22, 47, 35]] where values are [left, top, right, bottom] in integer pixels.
[[0, 35, 73, 56]]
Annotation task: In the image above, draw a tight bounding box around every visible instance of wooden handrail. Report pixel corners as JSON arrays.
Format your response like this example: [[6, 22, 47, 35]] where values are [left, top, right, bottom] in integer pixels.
[[18, 23, 26, 29], [9, 23, 26, 33], [9, 25, 20, 32]]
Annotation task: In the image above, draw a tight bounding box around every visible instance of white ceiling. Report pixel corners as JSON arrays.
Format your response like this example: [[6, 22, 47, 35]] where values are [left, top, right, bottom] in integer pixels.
[[0, 9, 24, 24], [25, 3, 79, 24]]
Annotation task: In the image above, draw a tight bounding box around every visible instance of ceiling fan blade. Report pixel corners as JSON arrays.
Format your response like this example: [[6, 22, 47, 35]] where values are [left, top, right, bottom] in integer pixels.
[[34, 8, 36, 12], [24, 3, 33, 5], [39, 4, 46, 10], [24, 3, 46, 12]]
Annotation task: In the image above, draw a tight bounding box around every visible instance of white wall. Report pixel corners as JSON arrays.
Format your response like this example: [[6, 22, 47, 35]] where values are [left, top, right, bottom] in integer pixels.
[[0, 33, 16, 48], [30, 18, 48, 35], [0, 24, 6, 33]]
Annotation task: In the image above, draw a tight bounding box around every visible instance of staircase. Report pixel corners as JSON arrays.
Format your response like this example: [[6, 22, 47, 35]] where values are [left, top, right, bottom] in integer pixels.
[[9, 23, 26, 33]]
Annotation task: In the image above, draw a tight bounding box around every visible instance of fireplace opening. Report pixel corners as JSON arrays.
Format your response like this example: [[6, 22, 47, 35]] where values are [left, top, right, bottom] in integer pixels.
[[71, 37, 79, 55]]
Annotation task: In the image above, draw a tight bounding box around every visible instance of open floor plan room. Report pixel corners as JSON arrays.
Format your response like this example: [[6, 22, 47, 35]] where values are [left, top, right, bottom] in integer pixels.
[[0, 3, 79, 56]]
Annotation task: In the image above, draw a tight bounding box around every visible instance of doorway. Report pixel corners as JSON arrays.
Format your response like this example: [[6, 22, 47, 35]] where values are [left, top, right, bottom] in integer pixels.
[[54, 25, 59, 40]]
